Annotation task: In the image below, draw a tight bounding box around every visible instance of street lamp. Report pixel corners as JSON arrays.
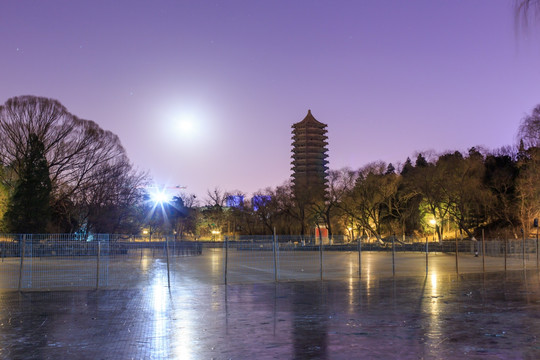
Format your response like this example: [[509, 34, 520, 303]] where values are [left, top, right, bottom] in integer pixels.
[[429, 219, 437, 242]]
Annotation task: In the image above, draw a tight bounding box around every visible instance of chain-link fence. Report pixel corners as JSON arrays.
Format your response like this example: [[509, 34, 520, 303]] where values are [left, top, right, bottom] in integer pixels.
[[0, 234, 110, 290], [0, 234, 539, 290]]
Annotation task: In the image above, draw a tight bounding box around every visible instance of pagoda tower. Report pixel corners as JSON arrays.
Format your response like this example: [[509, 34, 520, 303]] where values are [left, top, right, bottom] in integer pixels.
[[291, 110, 329, 201]]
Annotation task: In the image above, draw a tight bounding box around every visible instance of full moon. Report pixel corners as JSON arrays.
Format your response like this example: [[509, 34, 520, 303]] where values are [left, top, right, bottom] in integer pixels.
[[159, 102, 212, 145], [178, 119, 194, 134]]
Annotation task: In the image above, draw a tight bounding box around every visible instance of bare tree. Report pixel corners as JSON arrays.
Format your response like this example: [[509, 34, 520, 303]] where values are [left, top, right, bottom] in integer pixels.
[[407, 157, 449, 241], [518, 104, 540, 148], [438, 150, 493, 239], [205, 187, 226, 207], [515, 0, 540, 30], [516, 147, 540, 236], [200, 187, 228, 237], [0, 96, 75, 175], [78, 158, 147, 234], [252, 187, 282, 234], [485, 149, 520, 238], [0, 96, 146, 233], [338, 162, 397, 242], [170, 193, 198, 239], [312, 168, 357, 241]]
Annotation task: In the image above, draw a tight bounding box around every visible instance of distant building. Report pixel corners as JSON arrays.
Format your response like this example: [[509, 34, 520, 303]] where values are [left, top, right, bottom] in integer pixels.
[[252, 195, 271, 211], [226, 195, 244, 208], [291, 110, 328, 201]]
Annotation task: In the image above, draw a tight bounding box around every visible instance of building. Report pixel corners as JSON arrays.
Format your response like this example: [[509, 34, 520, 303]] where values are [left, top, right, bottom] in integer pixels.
[[252, 195, 271, 211], [291, 110, 329, 201], [226, 195, 244, 208]]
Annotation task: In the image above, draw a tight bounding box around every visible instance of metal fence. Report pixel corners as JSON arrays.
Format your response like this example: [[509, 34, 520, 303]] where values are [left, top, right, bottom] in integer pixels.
[[0, 234, 110, 290], [0, 234, 539, 290]]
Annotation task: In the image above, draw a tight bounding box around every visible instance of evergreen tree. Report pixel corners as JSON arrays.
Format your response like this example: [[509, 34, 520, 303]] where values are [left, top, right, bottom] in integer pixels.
[[6, 133, 52, 233], [468, 146, 483, 160], [415, 153, 428, 168], [517, 139, 528, 163], [385, 163, 396, 175], [400, 157, 414, 175], [0, 173, 8, 232]]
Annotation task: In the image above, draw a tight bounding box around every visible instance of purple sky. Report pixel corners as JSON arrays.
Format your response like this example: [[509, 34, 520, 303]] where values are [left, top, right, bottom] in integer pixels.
[[2, 1, 540, 200]]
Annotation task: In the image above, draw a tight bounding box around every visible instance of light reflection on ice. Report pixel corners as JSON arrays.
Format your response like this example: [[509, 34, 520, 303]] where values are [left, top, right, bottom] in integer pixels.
[[173, 297, 194, 359], [425, 271, 443, 352], [149, 271, 170, 358], [209, 249, 221, 277], [147, 264, 196, 359], [347, 274, 354, 311], [211, 284, 221, 310], [140, 254, 150, 272]]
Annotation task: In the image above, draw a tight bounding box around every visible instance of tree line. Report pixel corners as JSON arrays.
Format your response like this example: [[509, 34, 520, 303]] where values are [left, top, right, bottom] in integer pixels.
[[148, 105, 540, 242], [0, 95, 539, 240]]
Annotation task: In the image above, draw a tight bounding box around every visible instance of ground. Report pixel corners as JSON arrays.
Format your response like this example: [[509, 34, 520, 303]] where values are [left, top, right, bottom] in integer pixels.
[[0, 250, 539, 359]]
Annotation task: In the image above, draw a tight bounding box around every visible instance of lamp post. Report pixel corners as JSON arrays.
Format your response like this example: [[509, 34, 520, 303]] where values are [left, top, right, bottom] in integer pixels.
[[429, 219, 437, 242]]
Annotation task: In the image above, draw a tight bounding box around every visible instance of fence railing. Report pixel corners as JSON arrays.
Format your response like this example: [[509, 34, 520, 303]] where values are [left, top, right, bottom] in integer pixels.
[[1, 234, 539, 290]]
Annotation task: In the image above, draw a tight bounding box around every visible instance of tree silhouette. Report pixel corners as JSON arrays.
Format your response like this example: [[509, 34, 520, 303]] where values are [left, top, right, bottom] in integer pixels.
[[5, 134, 52, 233], [0, 96, 147, 233], [515, 0, 540, 29], [518, 104, 540, 148]]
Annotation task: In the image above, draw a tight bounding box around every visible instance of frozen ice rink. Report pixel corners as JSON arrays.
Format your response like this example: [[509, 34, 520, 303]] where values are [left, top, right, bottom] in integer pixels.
[[1, 247, 540, 359], [0, 246, 535, 289]]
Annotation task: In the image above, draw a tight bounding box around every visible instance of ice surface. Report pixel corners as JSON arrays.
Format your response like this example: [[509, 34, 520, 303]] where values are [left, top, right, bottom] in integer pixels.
[[0, 255, 539, 359]]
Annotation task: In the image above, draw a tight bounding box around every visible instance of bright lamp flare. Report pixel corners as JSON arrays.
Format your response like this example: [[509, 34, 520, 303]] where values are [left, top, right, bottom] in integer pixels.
[[150, 190, 170, 205]]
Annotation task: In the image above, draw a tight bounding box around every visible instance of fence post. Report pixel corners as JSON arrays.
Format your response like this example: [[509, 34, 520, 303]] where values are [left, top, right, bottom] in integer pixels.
[[96, 241, 101, 290], [392, 234, 395, 276], [358, 237, 362, 278], [504, 238, 507, 272], [455, 235, 459, 274], [18, 235, 26, 292], [425, 236, 429, 274], [522, 228, 526, 270], [482, 229, 485, 273], [166, 236, 171, 289], [319, 232, 323, 281], [273, 228, 278, 282], [536, 228, 538, 270], [224, 236, 228, 285]]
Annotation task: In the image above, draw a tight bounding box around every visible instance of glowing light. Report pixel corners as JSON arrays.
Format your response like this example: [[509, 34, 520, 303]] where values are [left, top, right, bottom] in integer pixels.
[[171, 110, 201, 139], [429, 219, 437, 226], [150, 189, 171, 205], [157, 98, 218, 152], [178, 118, 195, 134], [149, 187, 172, 206], [149, 275, 170, 358], [431, 272, 438, 290], [210, 249, 221, 277]]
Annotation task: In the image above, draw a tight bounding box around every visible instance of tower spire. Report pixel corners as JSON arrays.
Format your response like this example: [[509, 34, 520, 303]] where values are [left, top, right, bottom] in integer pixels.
[[290, 110, 329, 201]]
